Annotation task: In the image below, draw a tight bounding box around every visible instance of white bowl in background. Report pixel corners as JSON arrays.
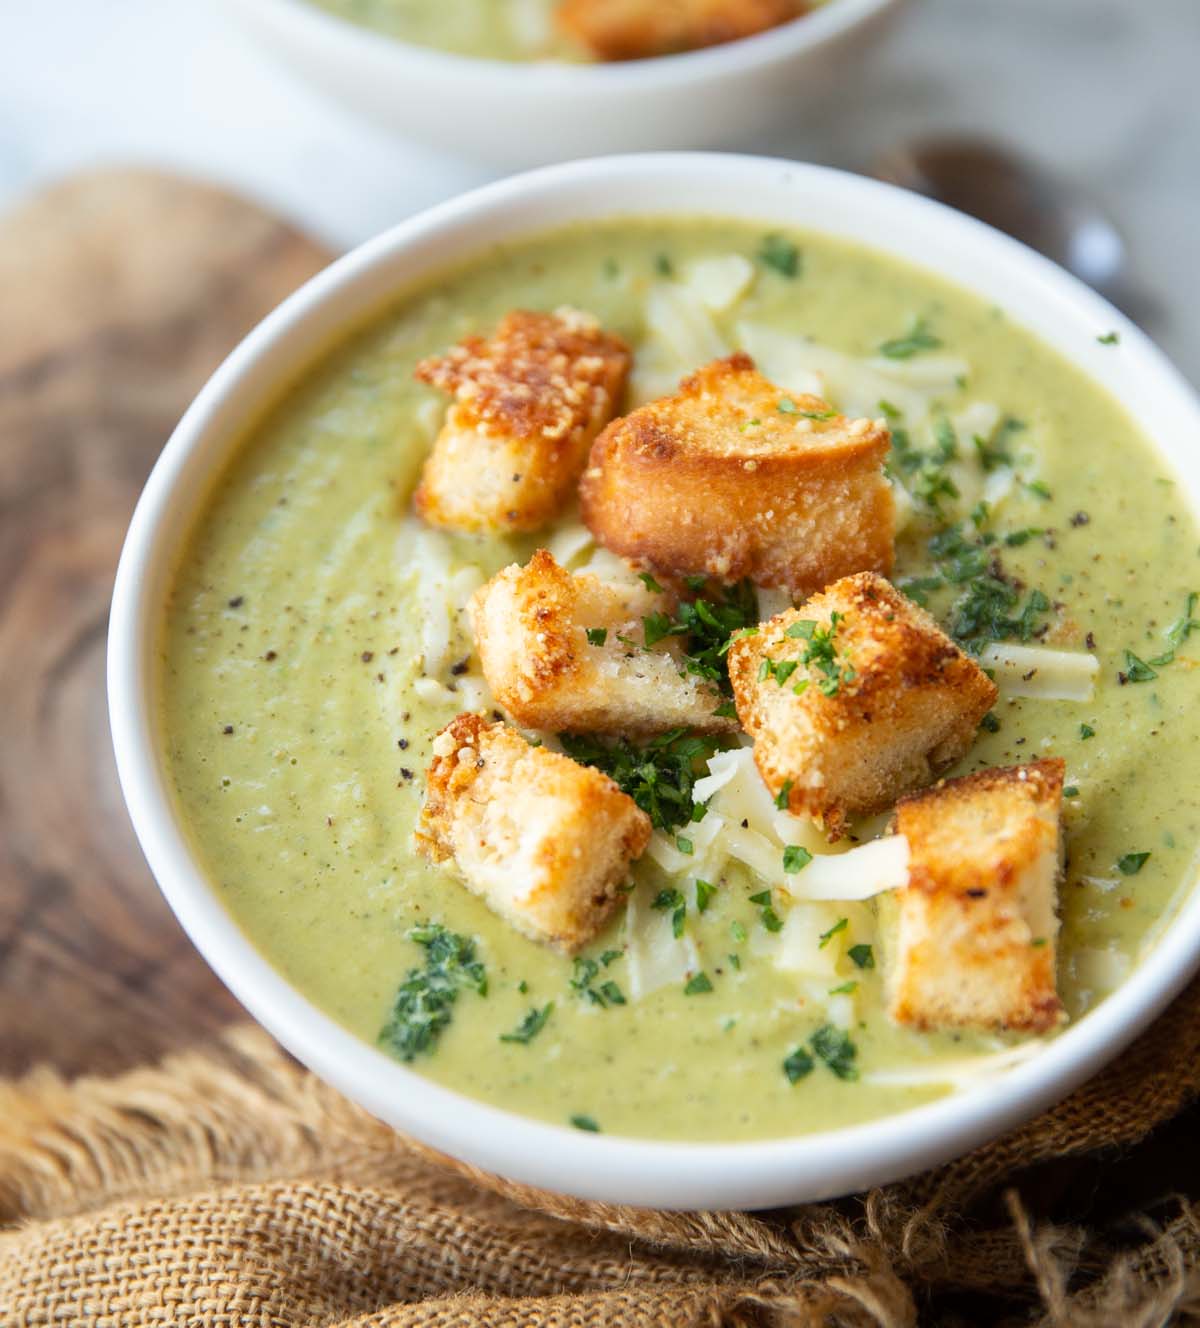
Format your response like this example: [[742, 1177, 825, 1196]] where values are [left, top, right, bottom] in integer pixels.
[[109, 153, 1200, 1211], [214, 0, 904, 167]]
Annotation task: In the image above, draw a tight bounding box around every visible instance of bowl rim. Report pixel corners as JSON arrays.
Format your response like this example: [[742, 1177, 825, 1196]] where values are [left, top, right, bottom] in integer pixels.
[[109, 151, 1200, 1210], [222, 0, 901, 85]]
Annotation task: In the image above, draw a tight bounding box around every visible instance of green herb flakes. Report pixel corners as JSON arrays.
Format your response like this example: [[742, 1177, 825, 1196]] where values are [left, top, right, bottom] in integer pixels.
[[1097, 330, 1120, 345], [848, 943, 875, 970], [818, 917, 848, 949], [759, 234, 800, 278], [783, 845, 813, 873], [1117, 852, 1150, 876], [500, 1002, 554, 1044], [811, 1025, 859, 1080], [378, 924, 487, 1063], [684, 972, 713, 995], [1122, 651, 1157, 683], [570, 1114, 600, 1132], [775, 780, 794, 810], [1080, 723, 1095, 740], [730, 920, 747, 944], [695, 878, 718, 913], [829, 980, 858, 996], [585, 627, 607, 646], [783, 1046, 815, 1083], [676, 835, 694, 855], [879, 317, 941, 359]]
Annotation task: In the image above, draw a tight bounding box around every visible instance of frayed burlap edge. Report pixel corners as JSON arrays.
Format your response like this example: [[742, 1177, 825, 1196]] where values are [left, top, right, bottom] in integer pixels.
[[2, 987, 1200, 1326]]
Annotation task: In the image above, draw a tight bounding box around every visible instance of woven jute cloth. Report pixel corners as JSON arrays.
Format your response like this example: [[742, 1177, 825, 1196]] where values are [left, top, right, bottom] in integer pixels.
[[3, 989, 1200, 1328]]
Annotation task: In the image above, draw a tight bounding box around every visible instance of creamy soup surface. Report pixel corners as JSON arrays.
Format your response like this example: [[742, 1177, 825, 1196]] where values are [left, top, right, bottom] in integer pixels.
[[161, 219, 1200, 1142]]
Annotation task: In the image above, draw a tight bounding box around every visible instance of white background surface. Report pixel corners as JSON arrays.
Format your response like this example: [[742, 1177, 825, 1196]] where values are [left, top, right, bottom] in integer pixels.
[[2, 0, 1198, 378]]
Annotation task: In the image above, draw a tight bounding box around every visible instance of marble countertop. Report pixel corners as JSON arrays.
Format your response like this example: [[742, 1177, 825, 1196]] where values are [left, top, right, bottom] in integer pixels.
[[3, 0, 1197, 379]]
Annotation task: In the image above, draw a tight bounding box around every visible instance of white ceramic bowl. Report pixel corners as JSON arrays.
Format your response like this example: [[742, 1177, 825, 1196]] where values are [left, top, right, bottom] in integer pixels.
[[109, 153, 1200, 1211], [215, 0, 903, 166]]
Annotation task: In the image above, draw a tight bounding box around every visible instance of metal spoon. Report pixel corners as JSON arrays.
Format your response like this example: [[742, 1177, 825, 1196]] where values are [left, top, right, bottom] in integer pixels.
[[872, 136, 1151, 324]]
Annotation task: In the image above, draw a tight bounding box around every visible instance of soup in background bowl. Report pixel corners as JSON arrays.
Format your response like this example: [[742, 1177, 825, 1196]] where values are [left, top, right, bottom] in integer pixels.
[[212, 0, 902, 165], [109, 154, 1200, 1209]]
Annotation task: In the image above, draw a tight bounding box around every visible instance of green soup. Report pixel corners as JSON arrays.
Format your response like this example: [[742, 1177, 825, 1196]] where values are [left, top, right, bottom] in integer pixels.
[[160, 219, 1200, 1142]]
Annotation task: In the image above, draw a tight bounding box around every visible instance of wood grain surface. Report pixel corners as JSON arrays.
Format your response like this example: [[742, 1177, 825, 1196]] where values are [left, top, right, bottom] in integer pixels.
[[0, 170, 331, 1076]]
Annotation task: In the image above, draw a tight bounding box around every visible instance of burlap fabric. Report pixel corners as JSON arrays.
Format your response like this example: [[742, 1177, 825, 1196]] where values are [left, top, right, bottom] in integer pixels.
[[3, 987, 1200, 1328]]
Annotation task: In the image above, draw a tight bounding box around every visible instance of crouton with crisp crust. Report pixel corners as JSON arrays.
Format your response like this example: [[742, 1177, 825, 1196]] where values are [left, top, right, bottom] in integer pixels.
[[414, 308, 630, 533], [728, 572, 997, 837], [471, 549, 735, 735], [887, 759, 1066, 1033], [415, 713, 651, 953], [558, 0, 805, 61], [579, 354, 894, 596]]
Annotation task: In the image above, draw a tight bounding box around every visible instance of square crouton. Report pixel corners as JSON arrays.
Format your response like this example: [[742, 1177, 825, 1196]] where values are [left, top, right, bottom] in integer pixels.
[[727, 572, 997, 837], [887, 759, 1066, 1033], [414, 308, 630, 534], [557, 0, 803, 61], [579, 353, 894, 596], [470, 549, 736, 736], [415, 713, 651, 953]]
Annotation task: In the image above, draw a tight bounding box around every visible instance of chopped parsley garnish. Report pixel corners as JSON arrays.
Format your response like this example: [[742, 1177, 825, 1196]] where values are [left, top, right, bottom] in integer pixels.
[[759, 657, 799, 686], [973, 417, 1024, 471], [598, 980, 626, 1005], [810, 1025, 859, 1080], [1097, 330, 1120, 345], [777, 396, 798, 414], [775, 780, 793, 810], [818, 917, 848, 949], [652, 887, 687, 939], [684, 971, 713, 995], [728, 952, 742, 971], [1063, 786, 1080, 798], [1166, 592, 1199, 647], [730, 920, 747, 943], [600, 949, 623, 967], [785, 613, 853, 695], [1027, 479, 1053, 500], [695, 878, 718, 913], [638, 571, 664, 593], [829, 980, 858, 996], [570, 956, 600, 992], [759, 233, 800, 278], [571, 956, 627, 1007], [559, 729, 715, 833], [1122, 650, 1157, 683], [783, 1046, 815, 1083], [676, 835, 694, 855], [748, 890, 782, 933], [500, 1002, 554, 1044], [878, 317, 941, 359], [783, 845, 813, 873], [655, 252, 673, 276], [643, 578, 758, 694], [980, 712, 1001, 733], [1117, 851, 1150, 876], [1080, 723, 1095, 740], [585, 627, 608, 646], [378, 924, 487, 1063], [848, 943, 875, 970], [570, 1114, 600, 1132]]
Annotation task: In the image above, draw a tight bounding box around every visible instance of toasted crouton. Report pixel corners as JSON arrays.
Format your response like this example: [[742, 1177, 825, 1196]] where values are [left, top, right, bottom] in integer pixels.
[[580, 354, 894, 596], [887, 759, 1066, 1033], [471, 549, 735, 735], [414, 713, 651, 952], [728, 572, 997, 837], [558, 0, 803, 61], [414, 308, 630, 533]]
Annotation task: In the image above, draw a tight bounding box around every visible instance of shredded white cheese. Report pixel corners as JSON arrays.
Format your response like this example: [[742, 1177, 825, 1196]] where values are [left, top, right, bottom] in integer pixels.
[[623, 881, 701, 1000], [980, 642, 1100, 702], [784, 835, 910, 903], [682, 254, 756, 313]]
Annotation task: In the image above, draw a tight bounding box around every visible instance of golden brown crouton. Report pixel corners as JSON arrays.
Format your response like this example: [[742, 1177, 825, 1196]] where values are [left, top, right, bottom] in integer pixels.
[[471, 549, 735, 735], [415, 713, 651, 953], [579, 354, 894, 596], [558, 0, 804, 61], [414, 308, 631, 534], [728, 572, 997, 837], [887, 759, 1066, 1034]]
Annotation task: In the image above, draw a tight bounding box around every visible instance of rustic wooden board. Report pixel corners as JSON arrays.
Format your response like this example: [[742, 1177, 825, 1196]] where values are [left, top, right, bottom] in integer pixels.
[[0, 170, 332, 1076]]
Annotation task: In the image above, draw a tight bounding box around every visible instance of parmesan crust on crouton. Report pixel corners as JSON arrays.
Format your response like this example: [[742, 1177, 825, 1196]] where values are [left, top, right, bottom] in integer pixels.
[[558, 0, 804, 61], [887, 758, 1066, 1034], [728, 572, 997, 837], [471, 549, 735, 735], [579, 354, 894, 595], [415, 713, 651, 953], [414, 308, 630, 533]]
